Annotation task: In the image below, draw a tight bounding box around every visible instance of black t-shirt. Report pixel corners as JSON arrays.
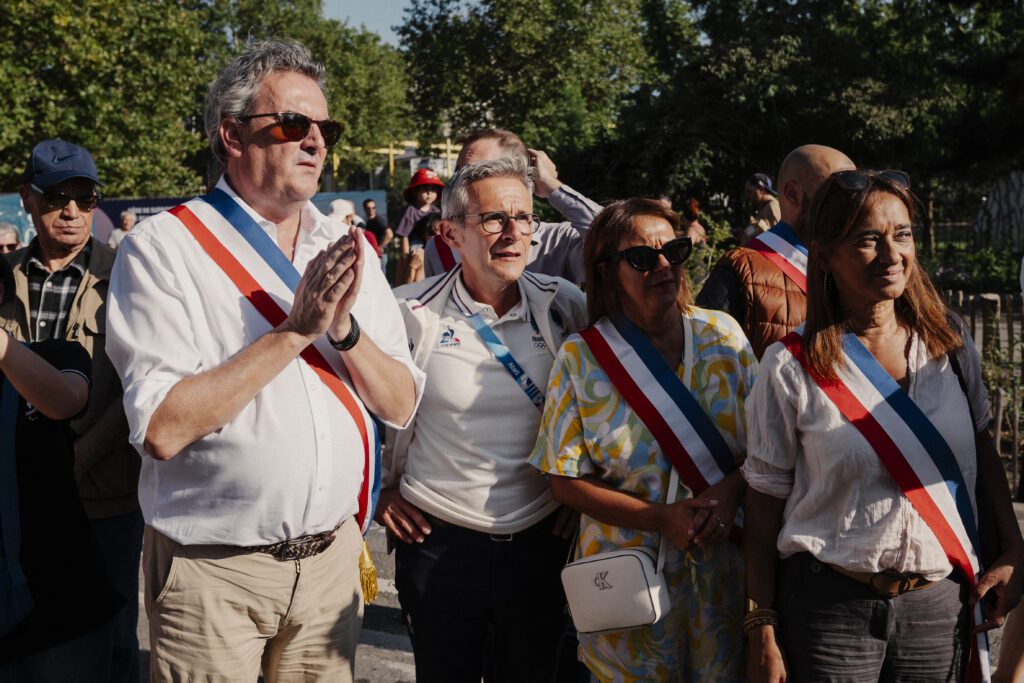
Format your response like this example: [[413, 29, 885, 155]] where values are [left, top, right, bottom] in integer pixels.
[[364, 215, 388, 243], [0, 339, 123, 661]]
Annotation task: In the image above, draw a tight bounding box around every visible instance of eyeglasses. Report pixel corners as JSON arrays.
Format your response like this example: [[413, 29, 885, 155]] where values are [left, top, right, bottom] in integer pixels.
[[605, 236, 693, 272], [458, 211, 541, 236], [831, 169, 911, 192], [236, 112, 343, 148], [30, 184, 102, 212]]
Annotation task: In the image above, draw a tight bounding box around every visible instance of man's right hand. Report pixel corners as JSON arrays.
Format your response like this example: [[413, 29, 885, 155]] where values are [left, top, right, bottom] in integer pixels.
[[282, 234, 358, 341], [656, 497, 719, 551], [375, 487, 432, 543]]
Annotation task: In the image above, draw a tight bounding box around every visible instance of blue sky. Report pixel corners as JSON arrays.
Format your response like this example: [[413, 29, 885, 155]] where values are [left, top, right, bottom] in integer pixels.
[[322, 0, 409, 46]]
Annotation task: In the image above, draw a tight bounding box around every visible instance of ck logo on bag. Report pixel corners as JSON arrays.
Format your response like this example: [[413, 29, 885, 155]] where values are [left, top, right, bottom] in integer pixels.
[[594, 571, 613, 590]]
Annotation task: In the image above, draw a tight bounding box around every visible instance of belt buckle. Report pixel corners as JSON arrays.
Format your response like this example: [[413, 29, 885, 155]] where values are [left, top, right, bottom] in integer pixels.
[[489, 532, 514, 542], [870, 569, 909, 598]]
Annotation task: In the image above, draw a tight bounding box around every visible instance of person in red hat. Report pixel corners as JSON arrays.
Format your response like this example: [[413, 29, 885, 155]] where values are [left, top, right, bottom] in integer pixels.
[[394, 168, 445, 283]]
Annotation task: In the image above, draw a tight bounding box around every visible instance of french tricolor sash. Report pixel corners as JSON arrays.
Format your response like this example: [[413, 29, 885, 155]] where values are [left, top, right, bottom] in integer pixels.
[[747, 221, 807, 293], [579, 315, 743, 541], [168, 188, 380, 535], [433, 236, 460, 272], [781, 330, 991, 681]]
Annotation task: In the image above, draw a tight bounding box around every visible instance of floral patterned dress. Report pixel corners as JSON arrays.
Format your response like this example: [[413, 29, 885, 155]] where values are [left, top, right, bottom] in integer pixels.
[[529, 307, 757, 682]]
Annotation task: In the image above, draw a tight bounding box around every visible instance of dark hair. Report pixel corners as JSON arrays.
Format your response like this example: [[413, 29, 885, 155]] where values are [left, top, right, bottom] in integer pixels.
[[803, 175, 960, 379], [0, 255, 14, 306], [583, 198, 687, 325], [682, 198, 701, 222], [363, 198, 375, 207]]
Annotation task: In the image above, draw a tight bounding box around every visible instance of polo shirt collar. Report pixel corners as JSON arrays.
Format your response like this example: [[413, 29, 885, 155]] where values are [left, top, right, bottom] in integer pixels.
[[452, 273, 529, 324], [26, 238, 91, 276], [216, 177, 333, 242]]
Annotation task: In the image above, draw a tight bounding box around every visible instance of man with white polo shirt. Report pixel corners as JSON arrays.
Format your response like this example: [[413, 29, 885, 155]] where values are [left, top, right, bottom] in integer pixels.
[[377, 156, 587, 681], [422, 128, 602, 284], [106, 40, 423, 681]]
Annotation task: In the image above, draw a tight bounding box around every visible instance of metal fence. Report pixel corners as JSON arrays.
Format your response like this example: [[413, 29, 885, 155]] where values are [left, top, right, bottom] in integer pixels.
[[944, 290, 1024, 499]]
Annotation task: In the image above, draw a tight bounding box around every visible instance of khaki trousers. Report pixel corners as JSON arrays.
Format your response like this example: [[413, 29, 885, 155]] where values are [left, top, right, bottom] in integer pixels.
[[143, 518, 364, 682]]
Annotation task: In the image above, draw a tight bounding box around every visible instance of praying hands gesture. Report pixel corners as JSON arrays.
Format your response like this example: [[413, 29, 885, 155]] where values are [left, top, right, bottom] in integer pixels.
[[284, 228, 364, 342]]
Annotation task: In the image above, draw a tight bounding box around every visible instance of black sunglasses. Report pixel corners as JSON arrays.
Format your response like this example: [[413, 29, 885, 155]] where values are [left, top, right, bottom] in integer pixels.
[[605, 236, 693, 272], [832, 169, 911, 192], [236, 112, 343, 148], [30, 183, 102, 212]]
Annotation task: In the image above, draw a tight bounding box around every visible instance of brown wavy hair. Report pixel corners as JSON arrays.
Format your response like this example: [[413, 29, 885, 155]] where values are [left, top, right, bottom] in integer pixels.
[[583, 198, 688, 325], [804, 174, 961, 379]]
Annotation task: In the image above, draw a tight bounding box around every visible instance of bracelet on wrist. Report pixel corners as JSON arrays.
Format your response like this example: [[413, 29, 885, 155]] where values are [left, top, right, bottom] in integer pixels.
[[743, 608, 780, 634], [327, 314, 361, 351]]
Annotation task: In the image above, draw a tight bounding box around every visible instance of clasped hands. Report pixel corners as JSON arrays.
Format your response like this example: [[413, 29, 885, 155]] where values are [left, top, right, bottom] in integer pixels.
[[281, 229, 363, 343]]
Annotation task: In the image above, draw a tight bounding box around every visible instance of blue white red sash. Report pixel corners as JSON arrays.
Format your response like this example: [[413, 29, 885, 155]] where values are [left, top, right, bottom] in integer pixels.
[[747, 221, 807, 293], [781, 330, 991, 681], [579, 315, 743, 539], [168, 188, 380, 535]]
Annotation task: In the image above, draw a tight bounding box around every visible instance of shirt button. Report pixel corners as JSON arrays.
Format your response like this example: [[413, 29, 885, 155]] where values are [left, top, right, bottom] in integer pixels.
[[39, 321, 47, 327], [44, 282, 52, 288]]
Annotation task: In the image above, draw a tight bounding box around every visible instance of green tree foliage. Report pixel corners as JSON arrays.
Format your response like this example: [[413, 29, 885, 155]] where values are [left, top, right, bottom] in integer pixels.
[[0, 0, 210, 196], [0, 0, 411, 197], [399, 0, 1022, 231], [397, 0, 650, 154]]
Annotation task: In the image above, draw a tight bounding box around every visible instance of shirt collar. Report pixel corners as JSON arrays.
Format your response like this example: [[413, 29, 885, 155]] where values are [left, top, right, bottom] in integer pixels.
[[215, 176, 333, 242], [452, 273, 529, 324], [26, 238, 91, 276]]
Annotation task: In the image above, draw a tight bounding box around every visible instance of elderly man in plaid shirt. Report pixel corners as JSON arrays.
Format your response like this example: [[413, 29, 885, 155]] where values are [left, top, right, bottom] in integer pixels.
[[0, 139, 142, 683]]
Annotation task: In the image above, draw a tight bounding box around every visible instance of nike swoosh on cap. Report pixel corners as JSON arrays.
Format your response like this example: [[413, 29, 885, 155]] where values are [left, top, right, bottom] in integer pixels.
[[52, 154, 76, 163]]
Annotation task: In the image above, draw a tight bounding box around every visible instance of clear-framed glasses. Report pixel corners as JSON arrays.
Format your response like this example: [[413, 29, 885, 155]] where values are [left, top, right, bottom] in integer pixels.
[[458, 211, 541, 236]]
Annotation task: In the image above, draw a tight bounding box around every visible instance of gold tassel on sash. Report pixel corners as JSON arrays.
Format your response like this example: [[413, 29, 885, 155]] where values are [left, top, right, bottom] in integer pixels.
[[359, 541, 378, 604]]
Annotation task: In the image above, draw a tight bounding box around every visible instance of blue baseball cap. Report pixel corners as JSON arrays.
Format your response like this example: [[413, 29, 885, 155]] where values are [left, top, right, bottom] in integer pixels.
[[747, 172, 777, 196], [22, 139, 103, 190]]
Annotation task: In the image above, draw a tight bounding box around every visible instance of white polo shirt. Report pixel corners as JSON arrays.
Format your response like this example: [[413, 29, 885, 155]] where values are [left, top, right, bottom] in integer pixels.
[[400, 275, 561, 533]]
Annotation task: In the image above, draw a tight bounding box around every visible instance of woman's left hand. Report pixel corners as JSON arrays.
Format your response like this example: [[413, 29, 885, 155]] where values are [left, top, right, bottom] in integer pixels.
[[972, 548, 1024, 631], [689, 470, 746, 547]]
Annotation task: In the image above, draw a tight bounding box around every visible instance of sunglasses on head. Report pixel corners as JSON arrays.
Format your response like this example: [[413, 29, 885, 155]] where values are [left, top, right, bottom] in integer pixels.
[[30, 183, 102, 212], [236, 112, 343, 148], [831, 169, 911, 192], [605, 236, 693, 272]]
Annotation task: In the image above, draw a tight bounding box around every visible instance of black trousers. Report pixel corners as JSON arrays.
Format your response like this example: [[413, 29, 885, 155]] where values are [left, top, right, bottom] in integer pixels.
[[395, 511, 570, 683]]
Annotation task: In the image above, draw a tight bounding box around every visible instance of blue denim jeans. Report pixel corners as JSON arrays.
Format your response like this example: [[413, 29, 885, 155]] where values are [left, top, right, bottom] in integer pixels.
[[777, 552, 968, 682]]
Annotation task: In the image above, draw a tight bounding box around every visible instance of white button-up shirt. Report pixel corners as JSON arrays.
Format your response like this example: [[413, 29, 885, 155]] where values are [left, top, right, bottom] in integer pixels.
[[107, 179, 424, 546]]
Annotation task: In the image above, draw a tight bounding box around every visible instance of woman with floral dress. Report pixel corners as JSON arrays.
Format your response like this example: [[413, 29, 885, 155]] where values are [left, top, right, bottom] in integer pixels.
[[530, 198, 757, 682]]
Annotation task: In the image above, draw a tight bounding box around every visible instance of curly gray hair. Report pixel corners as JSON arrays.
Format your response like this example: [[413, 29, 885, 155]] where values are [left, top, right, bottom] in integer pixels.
[[441, 157, 534, 222], [204, 39, 327, 163]]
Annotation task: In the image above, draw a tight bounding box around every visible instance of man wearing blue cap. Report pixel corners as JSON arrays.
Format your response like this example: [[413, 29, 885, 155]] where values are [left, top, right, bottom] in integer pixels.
[[0, 139, 142, 683], [742, 171, 782, 244]]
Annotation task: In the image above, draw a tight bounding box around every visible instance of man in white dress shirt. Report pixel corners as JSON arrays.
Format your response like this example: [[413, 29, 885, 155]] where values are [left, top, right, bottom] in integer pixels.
[[106, 40, 423, 682]]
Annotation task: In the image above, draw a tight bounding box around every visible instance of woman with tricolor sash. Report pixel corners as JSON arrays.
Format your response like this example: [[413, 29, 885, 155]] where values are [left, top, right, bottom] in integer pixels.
[[530, 198, 757, 681], [743, 170, 1024, 682]]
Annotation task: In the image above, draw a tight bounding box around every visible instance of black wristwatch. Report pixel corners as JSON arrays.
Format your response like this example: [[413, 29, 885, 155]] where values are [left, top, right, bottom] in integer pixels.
[[327, 314, 361, 351]]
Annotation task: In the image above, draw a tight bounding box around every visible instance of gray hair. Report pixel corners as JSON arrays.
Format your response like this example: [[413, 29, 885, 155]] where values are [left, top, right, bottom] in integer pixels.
[[204, 39, 327, 163], [120, 210, 136, 220], [441, 157, 534, 222], [0, 222, 18, 240]]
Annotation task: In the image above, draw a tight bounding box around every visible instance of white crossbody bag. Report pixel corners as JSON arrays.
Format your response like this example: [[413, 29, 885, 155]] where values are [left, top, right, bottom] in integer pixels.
[[560, 464, 678, 634]]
